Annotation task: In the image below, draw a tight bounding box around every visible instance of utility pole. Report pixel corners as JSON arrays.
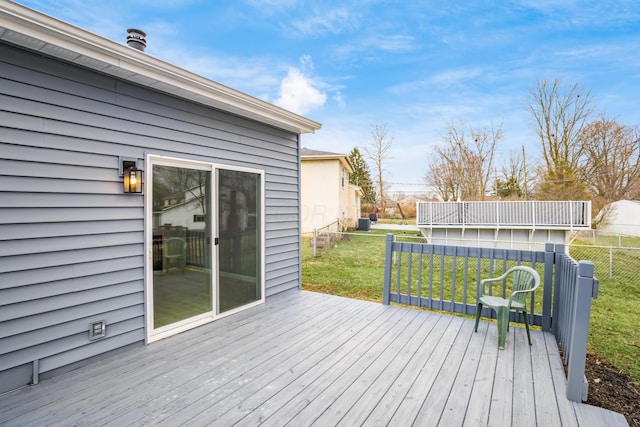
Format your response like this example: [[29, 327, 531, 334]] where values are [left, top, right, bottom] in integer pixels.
[[522, 144, 529, 200]]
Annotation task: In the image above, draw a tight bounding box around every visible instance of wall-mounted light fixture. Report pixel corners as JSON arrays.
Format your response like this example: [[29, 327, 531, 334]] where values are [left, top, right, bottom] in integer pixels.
[[119, 157, 143, 194]]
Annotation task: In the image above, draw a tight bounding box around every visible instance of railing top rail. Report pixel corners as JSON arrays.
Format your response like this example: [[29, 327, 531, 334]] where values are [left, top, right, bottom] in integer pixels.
[[389, 239, 547, 262], [417, 200, 591, 205], [416, 200, 591, 228]]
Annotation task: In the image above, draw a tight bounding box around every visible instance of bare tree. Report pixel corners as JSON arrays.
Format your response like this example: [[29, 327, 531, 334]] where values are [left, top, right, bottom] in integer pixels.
[[528, 79, 593, 200], [427, 149, 460, 201], [495, 150, 527, 200], [580, 115, 640, 220], [426, 121, 502, 201], [363, 121, 394, 209]]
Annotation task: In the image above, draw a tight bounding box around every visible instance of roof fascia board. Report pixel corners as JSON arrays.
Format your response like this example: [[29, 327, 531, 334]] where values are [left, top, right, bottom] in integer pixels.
[[301, 155, 354, 173]]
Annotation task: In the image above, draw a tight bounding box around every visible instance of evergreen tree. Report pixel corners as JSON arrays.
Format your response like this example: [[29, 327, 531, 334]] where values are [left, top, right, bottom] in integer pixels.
[[348, 147, 376, 204]]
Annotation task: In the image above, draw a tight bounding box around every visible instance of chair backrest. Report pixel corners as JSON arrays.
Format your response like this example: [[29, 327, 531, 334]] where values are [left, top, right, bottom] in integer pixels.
[[508, 266, 540, 305], [164, 237, 186, 255]]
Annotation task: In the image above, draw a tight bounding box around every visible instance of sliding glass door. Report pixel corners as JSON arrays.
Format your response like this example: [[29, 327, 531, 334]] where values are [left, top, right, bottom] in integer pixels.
[[151, 163, 212, 329], [217, 169, 262, 313], [146, 156, 264, 341]]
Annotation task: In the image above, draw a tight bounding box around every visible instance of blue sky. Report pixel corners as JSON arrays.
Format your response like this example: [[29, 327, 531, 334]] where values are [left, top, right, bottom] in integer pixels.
[[15, 0, 640, 195]]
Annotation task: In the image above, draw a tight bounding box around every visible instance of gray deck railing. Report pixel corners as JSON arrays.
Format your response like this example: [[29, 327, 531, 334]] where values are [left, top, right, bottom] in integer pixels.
[[416, 200, 591, 229], [383, 234, 598, 402], [552, 243, 599, 402]]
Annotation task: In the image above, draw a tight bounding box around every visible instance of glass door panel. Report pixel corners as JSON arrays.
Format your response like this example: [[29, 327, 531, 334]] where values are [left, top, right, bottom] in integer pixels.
[[152, 165, 212, 328], [218, 169, 261, 313]]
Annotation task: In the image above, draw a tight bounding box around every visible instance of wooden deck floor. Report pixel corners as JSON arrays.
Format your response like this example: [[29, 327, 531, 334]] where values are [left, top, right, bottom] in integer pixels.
[[0, 290, 627, 426]]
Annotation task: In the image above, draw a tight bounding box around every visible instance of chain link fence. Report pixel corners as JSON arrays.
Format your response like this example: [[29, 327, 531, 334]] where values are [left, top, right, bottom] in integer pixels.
[[307, 227, 640, 285], [309, 221, 345, 257], [568, 230, 640, 284]]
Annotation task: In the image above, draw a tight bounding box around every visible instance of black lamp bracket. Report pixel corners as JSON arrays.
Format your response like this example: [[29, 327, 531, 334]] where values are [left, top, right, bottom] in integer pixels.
[[119, 157, 139, 176]]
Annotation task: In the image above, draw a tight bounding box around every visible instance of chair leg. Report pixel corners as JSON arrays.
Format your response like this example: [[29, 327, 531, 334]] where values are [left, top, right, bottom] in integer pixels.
[[474, 303, 483, 332], [523, 309, 532, 345], [496, 306, 509, 350]]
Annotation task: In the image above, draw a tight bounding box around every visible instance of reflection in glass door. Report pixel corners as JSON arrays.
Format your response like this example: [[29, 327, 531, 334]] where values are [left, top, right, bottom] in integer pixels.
[[151, 164, 212, 328], [218, 169, 261, 313]]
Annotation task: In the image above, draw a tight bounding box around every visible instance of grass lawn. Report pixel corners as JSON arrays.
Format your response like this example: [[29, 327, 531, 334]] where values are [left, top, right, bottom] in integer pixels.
[[302, 229, 640, 386]]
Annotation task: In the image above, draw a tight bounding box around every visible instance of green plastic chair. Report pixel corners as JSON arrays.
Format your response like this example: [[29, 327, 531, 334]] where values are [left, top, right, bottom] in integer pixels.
[[162, 237, 187, 273], [474, 266, 540, 350]]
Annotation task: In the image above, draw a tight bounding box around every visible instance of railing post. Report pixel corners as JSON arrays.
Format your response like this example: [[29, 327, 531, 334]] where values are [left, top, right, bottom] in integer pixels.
[[566, 261, 596, 402], [551, 243, 564, 336], [531, 200, 535, 227], [313, 228, 317, 258], [383, 233, 395, 305], [609, 246, 613, 280], [569, 200, 574, 229], [429, 202, 433, 227], [542, 242, 554, 332]]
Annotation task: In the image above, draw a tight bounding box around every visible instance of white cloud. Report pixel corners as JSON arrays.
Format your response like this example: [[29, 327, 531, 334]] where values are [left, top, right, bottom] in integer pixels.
[[333, 91, 346, 109], [171, 53, 282, 89], [430, 68, 483, 87], [275, 68, 327, 115], [291, 7, 352, 35], [333, 34, 419, 61], [377, 34, 416, 53]]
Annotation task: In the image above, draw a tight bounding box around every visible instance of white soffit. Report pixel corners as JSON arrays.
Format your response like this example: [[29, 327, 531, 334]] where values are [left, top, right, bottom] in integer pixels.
[[0, 2, 321, 135]]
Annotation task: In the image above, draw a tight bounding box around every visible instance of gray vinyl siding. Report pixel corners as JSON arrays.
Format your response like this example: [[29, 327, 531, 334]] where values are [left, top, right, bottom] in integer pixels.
[[0, 43, 302, 390]]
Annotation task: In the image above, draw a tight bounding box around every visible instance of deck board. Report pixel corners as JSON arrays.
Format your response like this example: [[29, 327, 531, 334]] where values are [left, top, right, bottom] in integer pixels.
[[387, 316, 465, 425], [107, 294, 363, 426], [530, 330, 562, 427], [253, 304, 409, 427], [414, 319, 477, 425], [38, 292, 334, 426], [487, 326, 516, 426], [463, 320, 499, 426], [512, 327, 537, 427], [309, 309, 425, 426], [0, 290, 628, 426], [439, 321, 489, 426], [334, 311, 440, 427]]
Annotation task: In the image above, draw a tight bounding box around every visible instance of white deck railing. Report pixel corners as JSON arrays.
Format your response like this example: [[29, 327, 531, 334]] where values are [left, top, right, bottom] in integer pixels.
[[417, 200, 591, 229]]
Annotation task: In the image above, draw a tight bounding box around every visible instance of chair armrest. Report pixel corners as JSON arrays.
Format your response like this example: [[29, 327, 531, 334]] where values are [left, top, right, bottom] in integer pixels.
[[478, 272, 510, 297]]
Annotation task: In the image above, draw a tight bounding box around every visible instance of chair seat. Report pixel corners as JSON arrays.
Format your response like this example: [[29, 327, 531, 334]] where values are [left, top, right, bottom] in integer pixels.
[[479, 295, 526, 310]]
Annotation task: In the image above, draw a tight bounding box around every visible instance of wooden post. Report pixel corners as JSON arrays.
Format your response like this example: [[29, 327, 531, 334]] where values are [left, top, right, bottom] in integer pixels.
[[566, 261, 595, 402], [551, 243, 564, 336], [541, 242, 554, 332], [313, 228, 317, 258], [383, 233, 395, 305]]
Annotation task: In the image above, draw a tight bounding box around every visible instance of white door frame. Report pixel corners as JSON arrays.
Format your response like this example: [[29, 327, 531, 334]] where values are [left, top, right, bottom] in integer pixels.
[[144, 154, 265, 344]]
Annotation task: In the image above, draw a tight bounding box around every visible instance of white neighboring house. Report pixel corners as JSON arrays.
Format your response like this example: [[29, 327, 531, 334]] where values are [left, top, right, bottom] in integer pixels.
[[596, 200, 640, 236], [155, 185, 250, 233], [155, 188, 207, 232], [300, 148, 362, 233]]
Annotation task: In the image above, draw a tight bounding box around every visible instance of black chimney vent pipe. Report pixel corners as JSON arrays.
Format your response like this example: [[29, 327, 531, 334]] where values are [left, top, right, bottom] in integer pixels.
[[126, 28, 147, 51]]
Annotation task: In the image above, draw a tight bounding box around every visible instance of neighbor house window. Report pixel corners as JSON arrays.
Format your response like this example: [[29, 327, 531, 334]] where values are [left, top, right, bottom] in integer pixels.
[[341, 167, 346, 189], [193, 214, 206, 222]]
